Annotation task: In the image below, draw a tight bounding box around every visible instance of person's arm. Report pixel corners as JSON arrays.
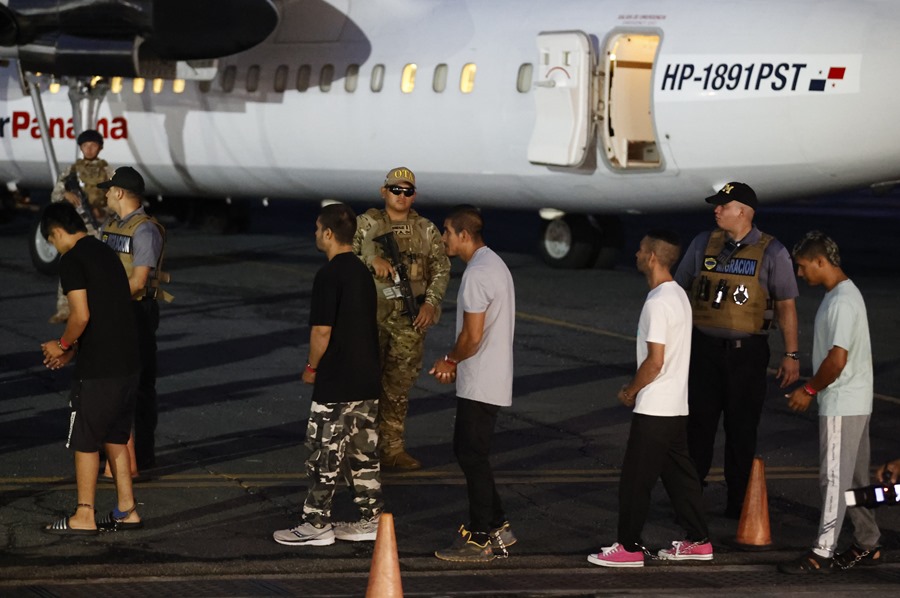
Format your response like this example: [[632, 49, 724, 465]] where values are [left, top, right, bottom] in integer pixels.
[[128, 265, 151, 297], [775, 298, 800, 387], [430, 310, 485, 383], [303, 325, 332, 384], [42, 289, 89, 365], [786, 345, 847, 412], [618, 341, 664, 407], [875, 459, 900, 484]]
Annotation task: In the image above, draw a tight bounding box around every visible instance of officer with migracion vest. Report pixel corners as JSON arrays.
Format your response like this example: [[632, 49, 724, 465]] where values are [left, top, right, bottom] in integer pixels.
[[674, 182, 800, 518], [352, 167, 451, 470], [98, 166, 173, 477]]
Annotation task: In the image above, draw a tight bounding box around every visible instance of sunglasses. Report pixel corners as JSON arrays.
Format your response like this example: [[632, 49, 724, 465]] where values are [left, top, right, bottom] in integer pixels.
[[385, 185, 416, 197]]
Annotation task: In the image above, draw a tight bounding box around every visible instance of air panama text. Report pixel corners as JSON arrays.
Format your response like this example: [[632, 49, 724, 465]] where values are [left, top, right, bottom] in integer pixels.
[[661, 62, 807, 92], [0, 112, 128, 139]]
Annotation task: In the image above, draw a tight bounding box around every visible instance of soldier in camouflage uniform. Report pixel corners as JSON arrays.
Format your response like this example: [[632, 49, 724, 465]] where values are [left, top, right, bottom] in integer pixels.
[[48, 129, 112, 323], [273, 203, 384, 547], [353, 167, 451, 470]]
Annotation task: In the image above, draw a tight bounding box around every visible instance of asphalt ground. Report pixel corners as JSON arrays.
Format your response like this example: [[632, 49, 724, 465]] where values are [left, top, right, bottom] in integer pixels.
[[1, 192, 899, 596]]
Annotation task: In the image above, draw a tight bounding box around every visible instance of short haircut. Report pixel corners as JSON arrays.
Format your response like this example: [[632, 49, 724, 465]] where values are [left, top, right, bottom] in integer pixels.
[[318, 203, 357, 245], [445, 204, 483, 241], [40, 201, 87, 239], [645, 228, 682, 269], [792, 230, 841, 266]]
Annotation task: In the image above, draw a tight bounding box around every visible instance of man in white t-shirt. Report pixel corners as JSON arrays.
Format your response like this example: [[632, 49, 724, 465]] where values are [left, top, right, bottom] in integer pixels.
[[588, 230, 712, 568], [779, 231, 881, 574], [429, 205, 516, 563]]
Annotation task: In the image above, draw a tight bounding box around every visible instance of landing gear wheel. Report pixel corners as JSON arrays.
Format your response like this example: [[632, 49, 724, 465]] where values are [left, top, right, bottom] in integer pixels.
[[538, 215, 600, 269], [29, 218, 59, 275]]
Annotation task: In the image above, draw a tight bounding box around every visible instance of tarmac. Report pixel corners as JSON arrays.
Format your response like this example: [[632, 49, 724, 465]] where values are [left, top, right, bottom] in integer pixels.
[[1, 193, 899, 596]]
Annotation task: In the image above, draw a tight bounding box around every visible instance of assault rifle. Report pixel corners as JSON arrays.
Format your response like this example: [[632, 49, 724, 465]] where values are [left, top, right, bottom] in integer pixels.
[[373, 232, 418, 325], [63, 170, 100, 231]]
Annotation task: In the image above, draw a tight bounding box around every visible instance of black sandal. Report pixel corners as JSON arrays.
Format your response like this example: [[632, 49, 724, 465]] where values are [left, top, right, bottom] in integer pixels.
[[96, 502, 144, 532], [43, 503, 98, 536], [834, 544, 882, 569], [777, 550, 836, 575]]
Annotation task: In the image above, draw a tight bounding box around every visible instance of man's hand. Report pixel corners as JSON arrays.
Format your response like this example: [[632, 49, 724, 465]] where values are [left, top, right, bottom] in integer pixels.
[[63, 191, 82, 208], [776, 356, 800, 388], [413, 302, 436, 332], [371, 256, 396, 280], [41, 340, 65, 360], [875, 459, 900, 484], [617, 384, 635, 408], [785, 387, 814, 412], [429, 358, 456, 384], [43, 348, 75, 370], [302, 369, 316, 385]]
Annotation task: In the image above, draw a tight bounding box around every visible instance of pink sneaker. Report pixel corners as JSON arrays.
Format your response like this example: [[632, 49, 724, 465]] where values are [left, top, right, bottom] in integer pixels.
[[657, 539, 714, 561], [587, 542, 645, 568]]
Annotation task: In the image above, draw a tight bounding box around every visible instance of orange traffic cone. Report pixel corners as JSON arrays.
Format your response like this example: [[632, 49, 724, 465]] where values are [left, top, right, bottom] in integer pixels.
[[732, 457, 774, 550], [366, 513, 403, 598]]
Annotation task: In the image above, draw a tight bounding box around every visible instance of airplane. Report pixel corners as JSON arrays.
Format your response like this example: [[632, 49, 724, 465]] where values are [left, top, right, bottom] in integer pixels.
[[2, 0, 899, 273]]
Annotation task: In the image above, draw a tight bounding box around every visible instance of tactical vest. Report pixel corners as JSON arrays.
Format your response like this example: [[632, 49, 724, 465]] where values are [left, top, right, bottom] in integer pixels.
[[360, 208, 440, 322], [102, 213, 174, 302], [689, 229, 773, 334], [73, 159, 111, 208]]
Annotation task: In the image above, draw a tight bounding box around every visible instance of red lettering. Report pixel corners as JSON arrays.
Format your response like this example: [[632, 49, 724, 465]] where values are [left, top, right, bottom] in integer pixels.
[[110, 117, 127, 139], [11, 111, 30, 137], [49, 118, 65, 139], [66, 118, 75, 139], [96, 119, 108, 138]]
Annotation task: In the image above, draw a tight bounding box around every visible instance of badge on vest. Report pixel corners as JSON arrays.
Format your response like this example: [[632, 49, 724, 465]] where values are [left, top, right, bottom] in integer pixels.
[[103, 232, 133, 254], [391, 223, 413, 238], [703, 257, 718, 271], [733, 284, 750, 305]]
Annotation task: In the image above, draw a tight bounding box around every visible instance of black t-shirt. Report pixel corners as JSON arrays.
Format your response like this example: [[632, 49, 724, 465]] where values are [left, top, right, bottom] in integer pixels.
[[309, 252, 381, 403], [60, 236, 140, 379]]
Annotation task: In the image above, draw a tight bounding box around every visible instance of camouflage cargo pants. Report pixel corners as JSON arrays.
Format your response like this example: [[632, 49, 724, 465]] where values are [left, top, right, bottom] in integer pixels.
[[377, 310, 425, 455], [302, 399, 383, 526]]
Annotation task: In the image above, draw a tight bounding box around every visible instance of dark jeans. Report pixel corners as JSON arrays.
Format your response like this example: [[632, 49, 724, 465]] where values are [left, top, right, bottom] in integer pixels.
[[687, 330, 770, 511], [618, 413, 709, 550], [453, 398, 505, 534], [133, 299, 159, 468]]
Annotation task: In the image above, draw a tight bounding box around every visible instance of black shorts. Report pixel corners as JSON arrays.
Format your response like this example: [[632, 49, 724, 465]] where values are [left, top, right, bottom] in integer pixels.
[[66, 374, 139, 453]]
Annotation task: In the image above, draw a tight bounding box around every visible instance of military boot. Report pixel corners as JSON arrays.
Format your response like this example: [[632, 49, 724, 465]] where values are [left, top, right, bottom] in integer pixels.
[[380, 449, 422, 470]]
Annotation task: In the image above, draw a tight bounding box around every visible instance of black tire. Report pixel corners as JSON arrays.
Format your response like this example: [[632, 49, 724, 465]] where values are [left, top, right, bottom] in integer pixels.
[[29, 218, 59, 275], [538, 215, 600, 269]]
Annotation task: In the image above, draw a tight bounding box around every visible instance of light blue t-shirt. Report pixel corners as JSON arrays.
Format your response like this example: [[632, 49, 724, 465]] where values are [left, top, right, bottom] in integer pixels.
[[814, 279, 873, 416]]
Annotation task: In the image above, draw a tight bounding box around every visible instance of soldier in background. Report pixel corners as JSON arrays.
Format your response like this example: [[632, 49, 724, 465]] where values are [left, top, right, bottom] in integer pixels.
[[48, 129, 112, 323], [353, 167, 451, 470]]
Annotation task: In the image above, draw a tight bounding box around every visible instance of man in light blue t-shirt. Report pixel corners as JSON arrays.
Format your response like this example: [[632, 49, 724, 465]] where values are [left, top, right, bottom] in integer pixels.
[[779, 231, 881, 575]]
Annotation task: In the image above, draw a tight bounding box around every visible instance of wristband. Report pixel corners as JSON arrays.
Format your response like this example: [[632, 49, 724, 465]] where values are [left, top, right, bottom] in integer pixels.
[[803, 383, 817, 396], [58, 337, 72, 352], [305, 363, 317, 374], [443, 355, 458, 366], [784, 352, 799, 360]]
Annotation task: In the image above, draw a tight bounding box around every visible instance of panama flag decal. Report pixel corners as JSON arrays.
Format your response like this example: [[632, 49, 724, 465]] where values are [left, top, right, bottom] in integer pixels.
[[809, 66, 846, 91]]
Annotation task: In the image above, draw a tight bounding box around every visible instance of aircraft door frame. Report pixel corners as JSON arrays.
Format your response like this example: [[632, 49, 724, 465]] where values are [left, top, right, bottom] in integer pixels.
[[527, 31, 594, 167]]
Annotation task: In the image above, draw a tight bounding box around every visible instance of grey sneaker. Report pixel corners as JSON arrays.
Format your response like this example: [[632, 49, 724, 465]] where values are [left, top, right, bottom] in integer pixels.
[[273, 522, 335, 546], [434, 525, 495, 563], [334, 517, 379, 542], [489, 521, 517, 556]]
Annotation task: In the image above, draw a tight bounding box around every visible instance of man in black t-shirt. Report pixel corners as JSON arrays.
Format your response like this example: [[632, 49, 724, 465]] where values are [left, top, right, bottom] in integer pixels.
[[39, 202, 144, 535], [273, 203, 384, 547]]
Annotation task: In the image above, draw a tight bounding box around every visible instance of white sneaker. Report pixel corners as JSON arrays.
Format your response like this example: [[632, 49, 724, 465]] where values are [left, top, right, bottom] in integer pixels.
[[273, 522, 335, 546], [334, 517, 379, 542]]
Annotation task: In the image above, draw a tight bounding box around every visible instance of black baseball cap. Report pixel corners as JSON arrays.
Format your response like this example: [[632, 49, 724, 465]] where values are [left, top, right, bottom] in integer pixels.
[[705, 182, 757, 209], [98, 166, 145, 195]]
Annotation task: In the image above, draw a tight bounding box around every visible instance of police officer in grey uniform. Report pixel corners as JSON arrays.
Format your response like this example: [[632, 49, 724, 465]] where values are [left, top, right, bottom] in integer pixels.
[[674, 182, 800, 518]]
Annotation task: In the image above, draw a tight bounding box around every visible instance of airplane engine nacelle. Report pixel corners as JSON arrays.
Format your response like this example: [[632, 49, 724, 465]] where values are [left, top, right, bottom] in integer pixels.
[[0, 0, 278, 77]]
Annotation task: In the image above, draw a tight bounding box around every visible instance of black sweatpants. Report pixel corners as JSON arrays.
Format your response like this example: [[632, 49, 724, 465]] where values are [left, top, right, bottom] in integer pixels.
[[453, 397, 506, 534], [618, 413, 709, 550]]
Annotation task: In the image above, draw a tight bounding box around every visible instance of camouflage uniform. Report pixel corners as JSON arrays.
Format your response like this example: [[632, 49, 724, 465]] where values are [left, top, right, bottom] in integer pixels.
[[303, 399, 383, 526], [353, 208, 451, 457], [49, 158, 110, 320]]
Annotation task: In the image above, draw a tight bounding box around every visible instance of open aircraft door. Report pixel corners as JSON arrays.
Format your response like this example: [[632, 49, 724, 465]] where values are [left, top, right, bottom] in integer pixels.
[[527, 31, 593, 167]]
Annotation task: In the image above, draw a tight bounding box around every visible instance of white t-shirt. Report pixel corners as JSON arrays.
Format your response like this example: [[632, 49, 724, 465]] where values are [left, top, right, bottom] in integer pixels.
[[634, 281, 692, 416], [814, 279, 873, 416], [456, 246, 515, 407]]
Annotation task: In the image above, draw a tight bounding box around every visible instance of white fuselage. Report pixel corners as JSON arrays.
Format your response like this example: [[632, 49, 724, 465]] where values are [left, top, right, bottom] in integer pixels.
[[1, 0, 899, 212]]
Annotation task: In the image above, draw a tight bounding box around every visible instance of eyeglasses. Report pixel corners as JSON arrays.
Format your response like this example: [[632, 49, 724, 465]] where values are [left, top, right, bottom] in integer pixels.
[[385, 185, 416, 197]]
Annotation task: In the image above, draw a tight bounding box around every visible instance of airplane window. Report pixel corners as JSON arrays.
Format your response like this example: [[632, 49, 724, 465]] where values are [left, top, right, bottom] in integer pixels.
[[247, 65, 261, 92], [371, 64, 385, 92], [173, 79, 186, 94], [111, 77, 123, 94], [152, 78, 164, 94], [433, 64, 448, 92], [320, 64, 335, 92], [401, 63, 417, 93], [274, 65, 288, 92], [297, 65, 311, 92], [221, 66, 236, 92], [517, 63, 533, 93], [133, 78, 146, 94], [460, 63, 477, 94], [345, 64, 360, 92]]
